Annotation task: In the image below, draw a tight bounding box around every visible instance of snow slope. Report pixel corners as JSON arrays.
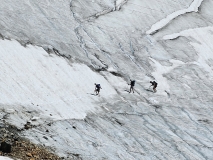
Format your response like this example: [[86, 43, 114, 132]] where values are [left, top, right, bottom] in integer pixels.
[[0, 39, 118, 120], [1, 0, 213, 159]]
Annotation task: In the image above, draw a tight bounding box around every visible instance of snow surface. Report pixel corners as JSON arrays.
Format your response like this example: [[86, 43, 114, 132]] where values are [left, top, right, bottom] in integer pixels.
[[163, 27, 213, 76], [149, 58, 184, 95], [0, 39, 117, 120], [146, 0, 204, 34], [0, 157, 13, 160], [1, 0, 213, 159]]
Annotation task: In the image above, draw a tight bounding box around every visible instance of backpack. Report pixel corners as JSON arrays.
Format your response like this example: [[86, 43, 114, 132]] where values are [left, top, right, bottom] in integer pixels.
[[153, 81, 157, 87], [96, 84, 101, 88], [131, 80, 135, 86]]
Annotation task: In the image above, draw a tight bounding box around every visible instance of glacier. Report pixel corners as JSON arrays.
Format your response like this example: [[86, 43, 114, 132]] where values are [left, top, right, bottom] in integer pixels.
[[0, 0, 213, 159]]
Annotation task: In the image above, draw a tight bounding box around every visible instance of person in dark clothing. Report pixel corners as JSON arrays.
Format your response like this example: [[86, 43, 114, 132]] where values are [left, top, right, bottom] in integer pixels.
[[94, 83, 102, 95], [150, 81, 157, 92], [129, 80, 135, 93]]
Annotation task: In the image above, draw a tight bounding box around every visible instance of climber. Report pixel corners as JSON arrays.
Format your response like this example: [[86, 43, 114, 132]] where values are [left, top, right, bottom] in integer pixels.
[[94, 83, 102, 95], [129, 80, 135, 93], [150, 81, 158, 92]]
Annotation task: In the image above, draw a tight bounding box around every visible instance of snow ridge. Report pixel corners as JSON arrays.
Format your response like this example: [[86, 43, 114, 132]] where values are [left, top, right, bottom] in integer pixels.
[[115, 0, 128, 11], [146, 0, 204, 35], [163, 26, 213, 40]]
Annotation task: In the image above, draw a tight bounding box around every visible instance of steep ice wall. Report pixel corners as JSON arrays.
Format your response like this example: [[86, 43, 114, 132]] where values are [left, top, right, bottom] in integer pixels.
[[1, 0, 213, 159]]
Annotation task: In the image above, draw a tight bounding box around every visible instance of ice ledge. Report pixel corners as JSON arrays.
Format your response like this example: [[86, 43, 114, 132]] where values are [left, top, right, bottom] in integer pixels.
[[146, 0, 204, 35], [163, 26, 213, 40]]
